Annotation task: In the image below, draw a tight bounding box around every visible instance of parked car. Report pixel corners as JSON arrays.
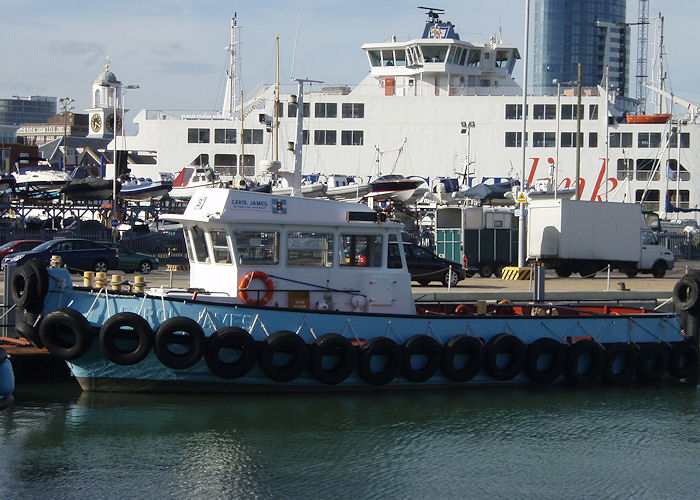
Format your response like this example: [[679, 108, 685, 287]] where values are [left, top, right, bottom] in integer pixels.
[[98, 241, 159, 274], [389, 242, 467, 287], [0, 239, 44, 261], [2, 238, 118, 272]]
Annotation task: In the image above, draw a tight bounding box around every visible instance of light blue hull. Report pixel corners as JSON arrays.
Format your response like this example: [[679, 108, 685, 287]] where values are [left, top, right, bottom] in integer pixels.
[[38, 268, 690, 392]]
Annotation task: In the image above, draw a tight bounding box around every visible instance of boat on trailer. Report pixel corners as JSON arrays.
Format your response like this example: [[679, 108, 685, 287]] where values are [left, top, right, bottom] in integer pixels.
[[10, 187, 699, 392]]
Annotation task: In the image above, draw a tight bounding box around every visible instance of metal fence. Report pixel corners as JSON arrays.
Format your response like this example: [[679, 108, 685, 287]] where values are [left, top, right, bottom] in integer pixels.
[[658, 233, 700, 260]]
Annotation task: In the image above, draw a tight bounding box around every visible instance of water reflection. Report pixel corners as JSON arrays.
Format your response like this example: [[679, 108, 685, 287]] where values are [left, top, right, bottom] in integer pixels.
[[1, 384, 699, 498]]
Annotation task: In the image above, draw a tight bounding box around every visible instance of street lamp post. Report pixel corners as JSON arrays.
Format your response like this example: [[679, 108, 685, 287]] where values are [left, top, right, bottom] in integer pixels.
[[552, 80, 560, 197], [58, 97, 74, 171], [460, 121, 476, 184], [108, 82, 139, 241]]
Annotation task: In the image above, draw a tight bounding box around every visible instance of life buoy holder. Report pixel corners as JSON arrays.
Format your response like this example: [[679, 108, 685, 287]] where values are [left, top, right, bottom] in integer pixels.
[[238, 271, 274, 306]]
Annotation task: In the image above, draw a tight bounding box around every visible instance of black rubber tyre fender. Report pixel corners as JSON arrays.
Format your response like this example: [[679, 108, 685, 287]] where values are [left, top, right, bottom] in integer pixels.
[[441, 335, 484, 382], [27, 259, 49, 310], [308, 333, 355, 385], [15, 310, 42, 348], [602, 343, 639, 383], [565, 339, 606, 384], [205, 327, 257, 379], [99, 312, 154, 366], [668, 341, 700, 380], [39, 307, 93, 360], [672, 275, 700, 312], [154, 316, 205, 370], [484, 333, 526, 381], [636, 343, 670, 382], [357, 337, 401, 386], [401, 334, 442, 382], [524, 337, 567, 384], [10, 264, 38, 310], [258, 330, 309, 382]]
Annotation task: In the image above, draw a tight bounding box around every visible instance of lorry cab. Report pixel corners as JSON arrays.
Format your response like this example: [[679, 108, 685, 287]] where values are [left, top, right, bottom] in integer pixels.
[[639, 228, 675, 278]]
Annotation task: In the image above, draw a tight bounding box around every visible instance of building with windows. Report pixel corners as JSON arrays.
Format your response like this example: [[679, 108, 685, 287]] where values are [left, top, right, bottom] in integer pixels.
[[532, 0, 628, 96], [0, 95, 57, 126]]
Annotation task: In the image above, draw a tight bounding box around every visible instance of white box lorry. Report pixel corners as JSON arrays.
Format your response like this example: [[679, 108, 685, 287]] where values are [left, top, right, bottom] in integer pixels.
[[527, 199, 675, 278]]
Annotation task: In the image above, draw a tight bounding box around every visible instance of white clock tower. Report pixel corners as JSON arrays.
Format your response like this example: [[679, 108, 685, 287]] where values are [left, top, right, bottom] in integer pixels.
[[86, 60, 123, 138]]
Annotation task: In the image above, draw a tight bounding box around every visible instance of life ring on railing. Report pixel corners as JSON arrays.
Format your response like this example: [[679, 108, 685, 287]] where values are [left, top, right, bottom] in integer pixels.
[[238, 271, 275, 306]]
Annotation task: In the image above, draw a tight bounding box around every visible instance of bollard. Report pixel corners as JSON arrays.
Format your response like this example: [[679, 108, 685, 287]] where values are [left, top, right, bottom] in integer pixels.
[[110, 274, 123, 292], [133, 275, 146, 293], [533, 263, 545, 302], [83, 271, 95, 288], [476, 300, 487, 315], [95, 272, 107, 288]]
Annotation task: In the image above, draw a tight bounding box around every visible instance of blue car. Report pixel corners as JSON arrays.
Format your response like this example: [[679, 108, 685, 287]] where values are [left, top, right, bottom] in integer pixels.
[[2, 238, 119, 273]]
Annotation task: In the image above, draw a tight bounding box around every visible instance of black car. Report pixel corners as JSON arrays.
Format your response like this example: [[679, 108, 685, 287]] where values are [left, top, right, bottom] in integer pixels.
[[389, 242, 466, 287], [2, 238, 119, 272]]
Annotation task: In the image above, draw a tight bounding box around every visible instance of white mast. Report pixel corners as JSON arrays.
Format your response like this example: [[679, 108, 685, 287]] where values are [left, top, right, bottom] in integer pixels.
[[222, 13, 240, 118]]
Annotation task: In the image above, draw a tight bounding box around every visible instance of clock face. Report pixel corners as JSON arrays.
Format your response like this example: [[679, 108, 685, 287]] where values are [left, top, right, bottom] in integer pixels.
[[106, 114, 122, 133], [90, 114, 102, 132]]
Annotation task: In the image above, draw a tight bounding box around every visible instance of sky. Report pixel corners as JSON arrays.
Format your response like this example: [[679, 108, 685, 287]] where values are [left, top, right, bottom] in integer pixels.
[[2, 0, 699, 126]]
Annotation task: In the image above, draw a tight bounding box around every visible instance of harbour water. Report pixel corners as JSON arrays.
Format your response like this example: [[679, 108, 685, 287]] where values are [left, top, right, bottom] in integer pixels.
[[1, 382, 699, 498]]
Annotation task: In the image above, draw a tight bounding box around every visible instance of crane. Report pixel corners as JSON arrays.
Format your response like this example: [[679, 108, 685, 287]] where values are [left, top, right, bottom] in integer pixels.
[[642, 83, 700, 123]]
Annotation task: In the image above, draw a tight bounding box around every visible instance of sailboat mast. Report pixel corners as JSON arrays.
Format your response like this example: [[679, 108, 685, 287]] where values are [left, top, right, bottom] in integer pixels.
[[275, 36, 280, 162]]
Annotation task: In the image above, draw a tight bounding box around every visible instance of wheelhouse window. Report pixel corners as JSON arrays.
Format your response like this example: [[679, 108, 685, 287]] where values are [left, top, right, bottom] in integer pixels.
[[342, 103, 364, 118], [190, 226, 209, 263], [340, 234, 383, 267], [368, 50, 381, 67], [421, 44, 448, 63], [466, 49, 481, 67], [234, 231, 279, 265], [341, 130, 364, 146], [315, 103, 337, 118], [387, 235, 403, 269], [210, 230, 232, 264], [214, 128, 236, 144], [287, 232, 334, 267], [187, 128, 210, 144]]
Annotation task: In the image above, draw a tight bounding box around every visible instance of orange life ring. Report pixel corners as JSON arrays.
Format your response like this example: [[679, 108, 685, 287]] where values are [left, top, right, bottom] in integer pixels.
[[238, 271, 275, 306]]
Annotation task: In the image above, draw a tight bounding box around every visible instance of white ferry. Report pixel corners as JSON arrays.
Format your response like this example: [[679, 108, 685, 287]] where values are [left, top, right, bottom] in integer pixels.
[[117, 9, 699, 218]]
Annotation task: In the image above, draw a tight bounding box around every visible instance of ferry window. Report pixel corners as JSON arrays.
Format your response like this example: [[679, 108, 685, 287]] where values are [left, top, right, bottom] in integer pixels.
[[187, 128, 210, 144], [239, 155, 255, 177], [617, 159, 633, 180], [560, 132, 583, 148], [610, 133, 621, 148], [190, 226, 209, 263], [342, 103, 364, 118], [242, 129, 263, 144], [387, 243, 403, 269], [340, 234, 383, 267], [449, 47, 462, 65], [234, 231, 279, 265], [214, 128, 236, 144], [560, 104, 583, 120], [368, 50, 381, 67], [421, 45, 448, 63], [533, 104, 545, 120], [315, 103, 337, 118], [635, 189, 660, 212], [667, 160, 691, 181], [210, 230, 232, 264], [459, 48, 468, 65], [341, 130, 364, 146], [533, 132, 555, 148], [669, 131, 690, 148], [610, 132, 632, 148], [589, 105, 598, 120], [405, 48, 414, 66], [314, 130, 336, 145], [214, 154, 236, 167], [190, 154, 209, 166], [505, 132, 525, 148], [667, 190, 690, 209], [466, 49, 481, 67], [505, 104, 524, 120], [588, 132, 598, 148], [287, 232, 334, 267], [638, 132, 661, 148], [287, 102, 310, 118], [636, 159, 660, 181], [533, 104, 556, 119], [302, 130, 309, 145]]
